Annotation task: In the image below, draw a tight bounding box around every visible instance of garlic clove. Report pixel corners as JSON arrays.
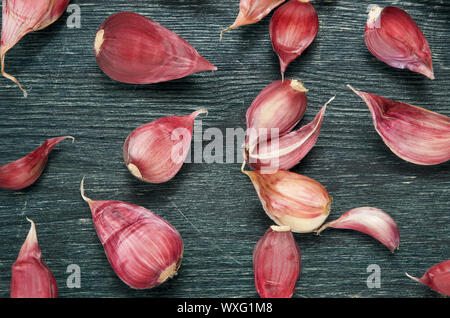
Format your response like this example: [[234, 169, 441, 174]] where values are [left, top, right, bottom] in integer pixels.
[[1, 0, 70, 96], [348, 85, 450, 165], [247, 96, 334, 171], [80, 178, 184, 289], [242, 169, 331, 233], [123, 109, 207, 184], [245, 79, 308, 150], [270, 0, 319, 78], [253, 225, 301, 298], [365, 5, 434, 79], [95, 12, 217, 85], [220, 0, 285, 40], [316, 207, 400, 253], [406, 260, 450, 296], [0, 136, 74, 190], [10, 218, 58, 298]]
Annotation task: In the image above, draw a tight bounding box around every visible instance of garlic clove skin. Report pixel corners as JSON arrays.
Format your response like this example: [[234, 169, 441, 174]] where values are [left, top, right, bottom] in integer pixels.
[[348, 85, 450, 165], [1, 0, 70, 96], [243, 169, 331, 233], [10, 218, 58, 298], [0, 136, 74, 190], [406, 260, 450, 296], [95, 12, 217, 85], [123, 109, 207, 184], [364, 5, 434, 79], [270, 0, 319, 78], [221, 0, 285, 40], [253, 225, 300, 298], [80, 179, 184, 289], [245, 79, 308, 150], [316, 207, 400, 253], [247, 96, 334, 171]]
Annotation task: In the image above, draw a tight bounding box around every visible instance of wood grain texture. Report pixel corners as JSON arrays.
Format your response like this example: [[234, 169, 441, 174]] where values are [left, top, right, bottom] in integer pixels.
[[0, 0, 449, 298]]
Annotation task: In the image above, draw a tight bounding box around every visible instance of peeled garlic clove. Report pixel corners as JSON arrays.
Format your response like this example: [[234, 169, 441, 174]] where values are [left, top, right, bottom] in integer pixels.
[[316, 207, 400, 253], [220, 0, 285, 40], [348, 85, 450, 165], [247, 96, 334, 171], [95, 12, 217, 85], [80, 179, 184, 289], [365, 5, 434, 79], [242, 169, 331, 233], [253, 225, 300, 298], [1, 0, 70, 96], [270, 0, 319, 78], [406, 260, 450, 296], [123, 109, 207, 184], [0, 136, 74, 190], [10, 218, 58, 298], [246, 79, 308, 149]]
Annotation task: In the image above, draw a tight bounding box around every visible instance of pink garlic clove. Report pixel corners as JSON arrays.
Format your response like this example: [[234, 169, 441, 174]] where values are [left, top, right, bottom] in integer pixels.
[[0, 136, 74, 190], [242, 168, 331, 233], [80, 178, 184, 289], [247, 96, 334, 171], [253, 225, 301, 298], [220, 0, 285, 40], [406, 260, 450, 296], [364, 5, 434, 79], [123, 109, 207, 184], [348, 85, 450, 165], [270, 0, 319, 79], [245, 79, 308, 150], [316, 207, 400, 253], [95, 12, 217, 85], [10, 218, 58, 298], [1, 0, 70, 96]]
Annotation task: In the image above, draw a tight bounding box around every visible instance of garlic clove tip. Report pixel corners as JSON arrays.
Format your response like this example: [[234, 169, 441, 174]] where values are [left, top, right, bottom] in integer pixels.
[[1, 67, 28, 97], [195, 57, 218, 72], [405, 272, 422, 284], [191, 108, 209, 118], [80, 177, 92, 203], [219, 28, 230, 41]]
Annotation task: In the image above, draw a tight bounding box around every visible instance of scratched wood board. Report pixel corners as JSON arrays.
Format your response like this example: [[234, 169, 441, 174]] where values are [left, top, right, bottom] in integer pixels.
[[0, 0, 448, 298]]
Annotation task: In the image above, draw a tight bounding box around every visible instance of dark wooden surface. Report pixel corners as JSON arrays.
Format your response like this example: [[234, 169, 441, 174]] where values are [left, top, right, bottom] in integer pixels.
[[0, 0, 449, 298]]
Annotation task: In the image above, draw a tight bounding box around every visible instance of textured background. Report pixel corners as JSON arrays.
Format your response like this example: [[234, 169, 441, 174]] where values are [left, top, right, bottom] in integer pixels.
[[0, 0, 448, 298]]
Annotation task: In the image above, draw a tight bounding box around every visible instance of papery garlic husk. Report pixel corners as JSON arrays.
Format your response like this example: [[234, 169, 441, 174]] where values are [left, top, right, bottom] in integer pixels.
[[316, 207, 400, 253], [10, 218, 58, 298], [406, 260, 450, 296], [1, 0, 70, 96], [245, 79, 308, 150], [80, 179, 184, 289], [0, 136, 74, 190], [365, 5, 434, 79], [242, 169, 331, 233], [348, 85, 450, 165], [270, 0, 319, 78], [220, 0, 285, 40], [253, 225, 300, 298], [95, 12, 217, 84], [247, 96, 334, 171], [123, 109, 207, 184]]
